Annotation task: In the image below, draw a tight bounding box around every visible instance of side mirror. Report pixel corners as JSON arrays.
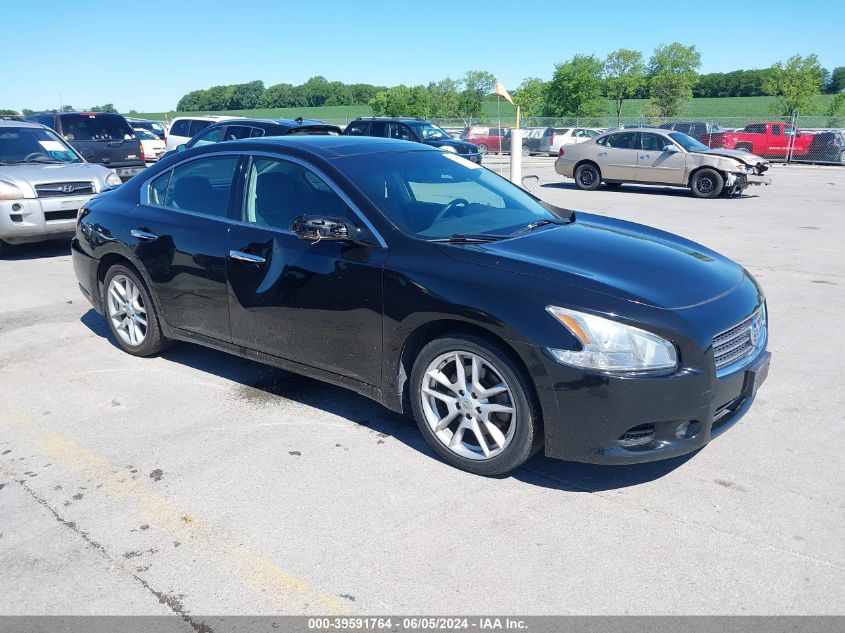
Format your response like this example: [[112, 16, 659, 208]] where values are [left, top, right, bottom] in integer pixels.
[[663, 144, 679, 152], [176, 144, 186, 152], [291, 214, 375, 246], [80, 147, 95, 160]]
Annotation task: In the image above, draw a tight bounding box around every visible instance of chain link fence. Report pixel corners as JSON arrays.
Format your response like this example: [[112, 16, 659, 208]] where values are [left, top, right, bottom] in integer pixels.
[[429, 115, 845, 165]]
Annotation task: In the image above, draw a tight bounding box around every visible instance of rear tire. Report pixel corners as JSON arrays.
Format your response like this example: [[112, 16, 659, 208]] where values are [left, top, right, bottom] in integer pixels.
[[102, 264, 169, 357], [690, 168, 724, 199], [410, 335, 542, 476], [574, 163, 601, 191], [521, 147, 531, 157]]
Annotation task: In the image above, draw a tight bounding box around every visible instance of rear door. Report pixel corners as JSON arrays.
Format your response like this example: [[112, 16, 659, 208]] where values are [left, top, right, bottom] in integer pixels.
[[134, 154, 242, 341], [599, 132, 639, 180], [636, 133, 687, 184], [226, 155, 386, 384]]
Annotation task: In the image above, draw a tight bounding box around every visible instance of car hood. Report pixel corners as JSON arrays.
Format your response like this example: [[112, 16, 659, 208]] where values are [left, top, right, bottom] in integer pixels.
[[0, 162, 111, 192], [440, 213, 745, 310], [425, 138, 478, 153], [699, 147, 768, 169]]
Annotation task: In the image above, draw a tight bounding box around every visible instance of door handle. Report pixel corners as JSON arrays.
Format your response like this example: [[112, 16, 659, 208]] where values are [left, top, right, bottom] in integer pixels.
[[598, 152, 608, 156], [130, 229, 158, 241], [229, 250, 266, 264], [640, 155, 650, 159]]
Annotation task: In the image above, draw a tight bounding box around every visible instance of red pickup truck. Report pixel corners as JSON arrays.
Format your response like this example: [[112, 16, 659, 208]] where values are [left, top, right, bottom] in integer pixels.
[[707, 122, 815, 158]]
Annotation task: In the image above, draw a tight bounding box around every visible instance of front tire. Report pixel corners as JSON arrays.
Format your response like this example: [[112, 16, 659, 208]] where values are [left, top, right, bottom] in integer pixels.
[[410, 335, 541, 476], [477, 143, 488, 155], [574, 163, 601, 191], [103, 264, 168, 357], [690, 168, 724, 199]]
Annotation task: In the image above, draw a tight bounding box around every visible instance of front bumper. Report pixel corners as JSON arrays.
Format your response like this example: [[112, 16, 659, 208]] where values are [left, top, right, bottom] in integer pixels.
[[1, 196, 88, 244], [537, 345, 770, 464]]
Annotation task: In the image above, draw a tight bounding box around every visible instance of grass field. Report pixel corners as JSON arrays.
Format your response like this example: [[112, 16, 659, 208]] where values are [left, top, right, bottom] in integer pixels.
[[129, 94, 840, 126]]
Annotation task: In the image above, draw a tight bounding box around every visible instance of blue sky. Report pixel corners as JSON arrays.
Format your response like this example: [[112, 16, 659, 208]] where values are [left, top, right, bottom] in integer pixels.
[[3, 0, 843, 113]]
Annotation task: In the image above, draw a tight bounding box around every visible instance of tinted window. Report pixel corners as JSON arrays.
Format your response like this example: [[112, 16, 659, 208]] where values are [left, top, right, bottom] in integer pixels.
[[149, 171, 171, 206], [242, 157, 349, 230], [0, 126, 82, 163], [640, 133, 671, 151], [60, 114, 134, 141], [188, 119, 213, 136], [250, 127, 266, 138], [390, 123, 415, 141], [159, 156, 239, 217], [224, 125, 255, 141], [169, 120, 189, 136], [190, 126, 224, 147], [606, 132, 638, 149], [345, 122, 368, 135], [369, 121, 388, 137], [744, 124, 766, 134], [771, 125, 781, 136]]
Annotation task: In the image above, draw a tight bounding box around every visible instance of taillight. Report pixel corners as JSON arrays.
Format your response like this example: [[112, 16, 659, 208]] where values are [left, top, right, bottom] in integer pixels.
[[139, 143, 145, 161], [550, 134, 555, 145], [559, 147, 565, 157]]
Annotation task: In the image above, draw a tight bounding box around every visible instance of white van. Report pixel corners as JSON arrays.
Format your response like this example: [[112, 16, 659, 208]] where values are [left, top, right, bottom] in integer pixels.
[[165, 116, 238, 151]]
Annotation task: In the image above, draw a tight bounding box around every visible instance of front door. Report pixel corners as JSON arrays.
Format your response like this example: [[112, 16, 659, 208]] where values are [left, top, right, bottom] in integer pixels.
[[133, 154, 241, 342], [599, 131, 640, 180], [636, 133, 687, 184], [226, 156, 386, 386]]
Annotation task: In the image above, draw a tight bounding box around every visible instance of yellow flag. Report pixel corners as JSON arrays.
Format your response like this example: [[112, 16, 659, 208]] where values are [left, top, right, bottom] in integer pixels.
[[495, 79, 514, 105]]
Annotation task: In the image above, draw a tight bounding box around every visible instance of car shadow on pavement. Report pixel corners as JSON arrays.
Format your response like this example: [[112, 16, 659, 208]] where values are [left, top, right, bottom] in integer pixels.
[[0, 239, 71, 260], [540, 181, 760, 199], [81, 307, 694, 492]]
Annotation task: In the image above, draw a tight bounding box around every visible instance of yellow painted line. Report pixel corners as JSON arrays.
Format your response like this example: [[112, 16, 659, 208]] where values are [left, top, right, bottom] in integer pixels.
[[19, 429, 347, 613]]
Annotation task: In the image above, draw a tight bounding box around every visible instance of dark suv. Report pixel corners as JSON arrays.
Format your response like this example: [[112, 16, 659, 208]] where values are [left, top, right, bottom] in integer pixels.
[[344, 118, 481, 163], [24, 111, 146, 181]]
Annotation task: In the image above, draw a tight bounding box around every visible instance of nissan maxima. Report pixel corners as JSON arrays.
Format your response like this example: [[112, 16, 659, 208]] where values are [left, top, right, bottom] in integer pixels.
[[72, 136, 770, 476]]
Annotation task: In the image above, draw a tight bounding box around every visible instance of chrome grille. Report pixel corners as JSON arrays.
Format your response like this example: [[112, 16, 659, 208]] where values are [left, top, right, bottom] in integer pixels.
[[713, 307, 765, 371], [35, 181, 94, 198]]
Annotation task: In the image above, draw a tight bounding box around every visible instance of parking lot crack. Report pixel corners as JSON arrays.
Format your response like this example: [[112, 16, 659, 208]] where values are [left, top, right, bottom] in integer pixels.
[[12, 477, 213, 633]]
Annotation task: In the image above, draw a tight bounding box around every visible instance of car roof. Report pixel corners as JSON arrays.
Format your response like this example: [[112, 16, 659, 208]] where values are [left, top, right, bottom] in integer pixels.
[[0, 119, 48, 129], [184, 135, 436, 159]]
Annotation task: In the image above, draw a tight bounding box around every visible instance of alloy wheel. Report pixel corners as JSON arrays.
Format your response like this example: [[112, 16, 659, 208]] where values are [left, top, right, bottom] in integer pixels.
[[107, 274, 148, 346], [420, 351, 516, 460]]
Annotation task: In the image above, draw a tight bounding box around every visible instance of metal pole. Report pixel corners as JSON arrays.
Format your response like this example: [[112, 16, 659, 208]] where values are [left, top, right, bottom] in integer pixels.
[[509, 128, 523, 186]]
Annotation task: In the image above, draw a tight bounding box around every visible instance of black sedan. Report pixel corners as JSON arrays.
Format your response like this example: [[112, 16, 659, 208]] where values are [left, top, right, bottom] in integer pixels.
[[72, 136, 770, 476]]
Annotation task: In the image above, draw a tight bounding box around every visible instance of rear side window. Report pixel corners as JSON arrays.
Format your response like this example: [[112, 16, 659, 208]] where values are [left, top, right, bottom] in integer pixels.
[[369, 121, 388, 137], [606, 132, 638, 149], [169, 120, 189, 136], [191, 126, 224, 147], [224, 125, 255, 141], [744, 124, 766, 134], [771, 125, 781, 136], [61, 114, 134, 141], [151, 156, 239, 217], [188, 119, 213, 136], [345, 122, 368, 135]]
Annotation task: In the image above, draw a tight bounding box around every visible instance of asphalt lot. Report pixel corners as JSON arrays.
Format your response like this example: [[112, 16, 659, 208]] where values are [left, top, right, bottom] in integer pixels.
[[1, 157, 843, 618]]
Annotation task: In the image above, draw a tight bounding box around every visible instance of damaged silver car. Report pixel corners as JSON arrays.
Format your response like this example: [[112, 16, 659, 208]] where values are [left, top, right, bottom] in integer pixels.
[[554, 128, 771, 198]]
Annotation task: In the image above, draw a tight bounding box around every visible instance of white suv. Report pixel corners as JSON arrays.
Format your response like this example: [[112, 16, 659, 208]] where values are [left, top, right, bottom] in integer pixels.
[[165, 116, 239, 151]]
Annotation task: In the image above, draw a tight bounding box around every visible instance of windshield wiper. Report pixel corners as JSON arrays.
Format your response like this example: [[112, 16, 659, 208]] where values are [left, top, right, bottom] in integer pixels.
[[8, 158, 64, 164], [510, 218, 571, 236], [429, 233, 507, 243]]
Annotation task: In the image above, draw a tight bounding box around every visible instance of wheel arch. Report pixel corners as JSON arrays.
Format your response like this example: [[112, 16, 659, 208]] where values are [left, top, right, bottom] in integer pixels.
[[96, 250, 168, 332], [574, 159, 601, 178], [687, 164, 726, 188], [395, 319, 544, 426]]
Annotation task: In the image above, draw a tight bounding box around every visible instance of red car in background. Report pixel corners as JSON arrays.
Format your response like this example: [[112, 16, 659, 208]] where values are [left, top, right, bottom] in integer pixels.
[[462, 126, 506, 154], [707, 122, 815, 159]]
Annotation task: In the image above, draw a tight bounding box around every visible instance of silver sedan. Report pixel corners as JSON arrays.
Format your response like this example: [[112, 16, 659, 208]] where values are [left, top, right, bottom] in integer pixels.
[[554, 128, 771, 198]]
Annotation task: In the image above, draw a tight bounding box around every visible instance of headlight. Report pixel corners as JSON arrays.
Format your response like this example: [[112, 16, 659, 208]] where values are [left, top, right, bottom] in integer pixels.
[[105, 171, 122, 186], [546, 306, 678, 372], [0, 180, 24, 200], [440, 145, 457, 153]]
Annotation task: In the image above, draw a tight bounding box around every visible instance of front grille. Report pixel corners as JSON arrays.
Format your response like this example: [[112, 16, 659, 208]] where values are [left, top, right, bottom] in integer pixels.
[[713, 307, 765, 371], [35, 181, 94, 198], [44, 209, 78, 222]]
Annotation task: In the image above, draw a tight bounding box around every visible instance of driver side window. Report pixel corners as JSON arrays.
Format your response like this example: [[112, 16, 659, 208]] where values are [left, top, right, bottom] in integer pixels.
[[191, 126, 223, 147], [242, 158, 350, 231]]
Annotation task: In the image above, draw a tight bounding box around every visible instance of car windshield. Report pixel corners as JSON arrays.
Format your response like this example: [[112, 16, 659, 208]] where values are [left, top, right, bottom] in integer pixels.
[[334, 150, 559, 239], [61, 114, 135, 142], [669, 132, 711, 153], [0, 126, 82, 164], [134, 129, 157, 140], [408, 122, 450, 141]]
